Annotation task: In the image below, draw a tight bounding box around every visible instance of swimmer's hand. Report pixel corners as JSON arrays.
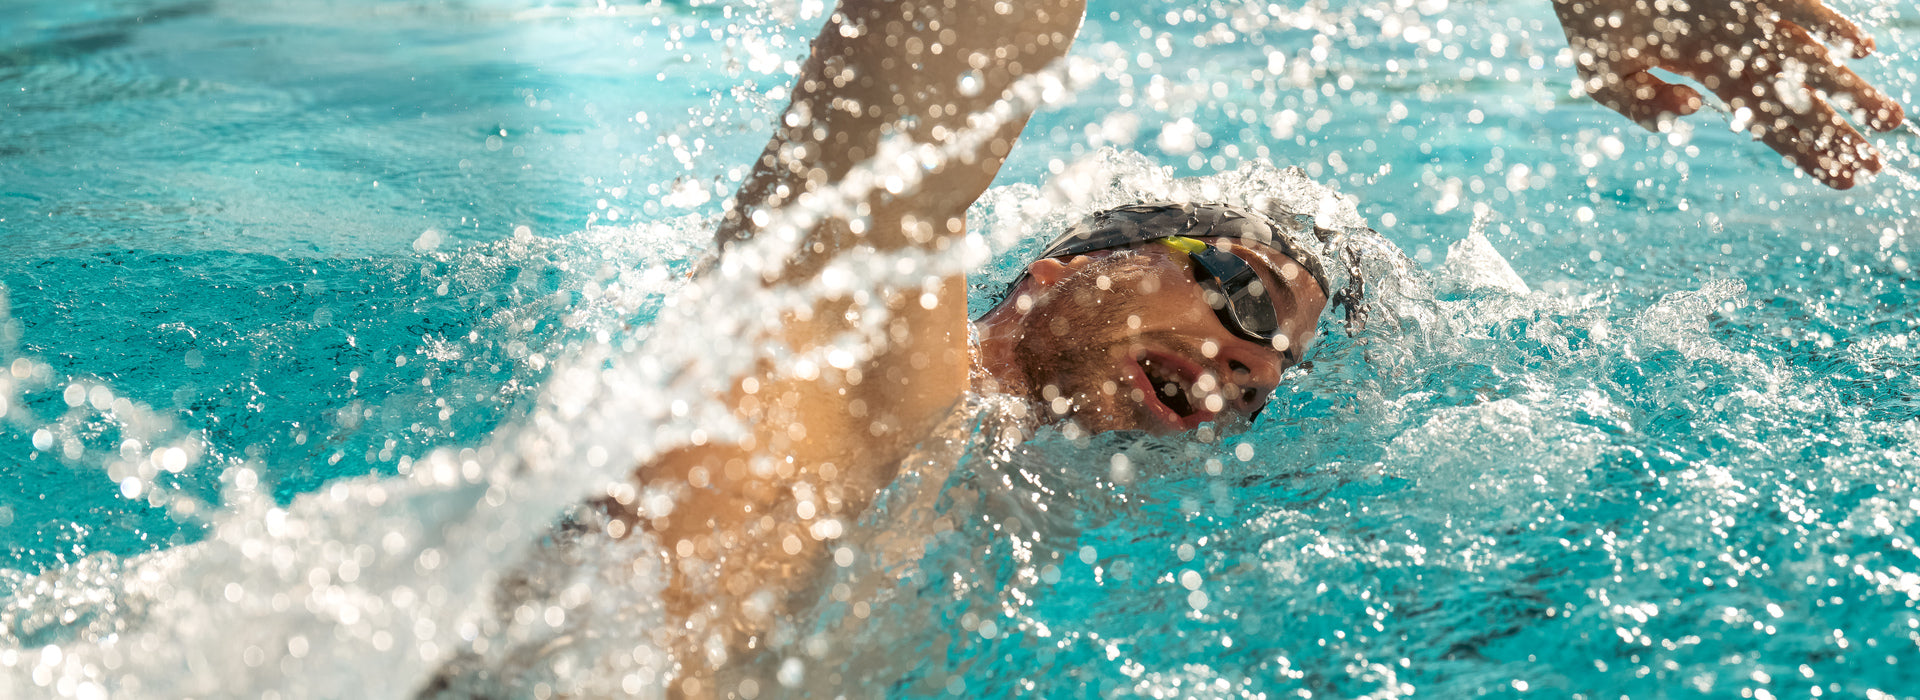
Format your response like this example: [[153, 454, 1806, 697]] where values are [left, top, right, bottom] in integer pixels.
[[1552, 0, 1906, 189]]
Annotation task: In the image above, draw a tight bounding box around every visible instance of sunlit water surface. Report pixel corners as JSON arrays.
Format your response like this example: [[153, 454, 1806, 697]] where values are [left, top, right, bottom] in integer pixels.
[[4, 0, 1920, 697]]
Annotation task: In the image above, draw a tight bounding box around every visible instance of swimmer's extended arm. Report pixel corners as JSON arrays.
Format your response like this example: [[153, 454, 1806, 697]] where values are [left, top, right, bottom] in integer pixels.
[[625, 0, 1084, 695], [1552, 0, 1906, 189]]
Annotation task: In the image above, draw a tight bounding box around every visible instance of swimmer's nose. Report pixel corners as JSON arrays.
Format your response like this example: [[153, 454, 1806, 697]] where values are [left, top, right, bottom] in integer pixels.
[[1213, 345, 1282, 416]]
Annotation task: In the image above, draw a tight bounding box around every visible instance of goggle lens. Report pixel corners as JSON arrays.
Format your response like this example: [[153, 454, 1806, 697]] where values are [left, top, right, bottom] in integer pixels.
[[1163, 237, 1282, 344]]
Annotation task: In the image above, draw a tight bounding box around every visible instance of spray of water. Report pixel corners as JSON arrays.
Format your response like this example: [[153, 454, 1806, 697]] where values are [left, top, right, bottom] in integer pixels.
[[4, 0, 1920, 697]]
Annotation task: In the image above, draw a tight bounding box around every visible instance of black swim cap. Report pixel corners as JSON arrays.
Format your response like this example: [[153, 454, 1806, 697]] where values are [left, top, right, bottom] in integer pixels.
[[1035, 201, 1330, 295]]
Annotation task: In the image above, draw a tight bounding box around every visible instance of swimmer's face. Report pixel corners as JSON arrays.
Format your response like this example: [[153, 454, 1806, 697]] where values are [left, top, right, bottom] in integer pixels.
[[992, 238, 1328, 434]]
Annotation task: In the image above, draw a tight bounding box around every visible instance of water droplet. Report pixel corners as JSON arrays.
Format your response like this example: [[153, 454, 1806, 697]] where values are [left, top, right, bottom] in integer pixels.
[[412, 229, 443, 253], [777, 658, 804, 688]]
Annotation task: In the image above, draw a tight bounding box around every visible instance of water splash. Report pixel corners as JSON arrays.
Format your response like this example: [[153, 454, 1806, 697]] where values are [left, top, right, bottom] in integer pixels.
[[4, 0, 1920, 697]]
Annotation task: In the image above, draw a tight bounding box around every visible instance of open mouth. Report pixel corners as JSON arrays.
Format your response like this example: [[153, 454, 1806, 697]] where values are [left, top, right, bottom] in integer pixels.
[[1137, 353, 1209, 427], [1142, 357, 1194, 416]]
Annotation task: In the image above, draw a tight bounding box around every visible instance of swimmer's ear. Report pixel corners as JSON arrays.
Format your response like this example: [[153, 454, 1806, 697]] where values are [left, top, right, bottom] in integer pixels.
[[1025, 258, 1073, 288], [1027, 254, 1100, 288]]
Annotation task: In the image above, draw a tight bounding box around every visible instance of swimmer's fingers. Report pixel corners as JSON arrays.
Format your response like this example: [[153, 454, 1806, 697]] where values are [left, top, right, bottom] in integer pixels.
[[1773, 0, 1875, 58], [1763, 101, 1880, 189], [1710, 70, 1881, 189], [1582, 68, 1704, 132], [1550, 0, 1700, 128], [1774, 20, 1906, 132]]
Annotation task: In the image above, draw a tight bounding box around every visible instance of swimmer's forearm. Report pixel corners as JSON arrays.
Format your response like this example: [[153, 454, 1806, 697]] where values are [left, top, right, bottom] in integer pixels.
[[717, 0, 1087, 264], [640, 1, 1086, 695]]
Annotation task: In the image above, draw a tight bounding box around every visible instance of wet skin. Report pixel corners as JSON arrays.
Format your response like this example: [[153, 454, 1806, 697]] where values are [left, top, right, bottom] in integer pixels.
[[973, 236, 1329, 434]]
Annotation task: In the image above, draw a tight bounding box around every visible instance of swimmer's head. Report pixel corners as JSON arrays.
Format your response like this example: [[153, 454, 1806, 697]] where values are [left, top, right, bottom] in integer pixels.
[[972, 202, 1334, 435]]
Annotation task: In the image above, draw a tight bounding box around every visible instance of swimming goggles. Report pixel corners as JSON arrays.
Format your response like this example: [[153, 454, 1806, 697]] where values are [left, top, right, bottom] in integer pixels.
[[1154, 236, 1284, 344], [1033, 202, 1305, 346]]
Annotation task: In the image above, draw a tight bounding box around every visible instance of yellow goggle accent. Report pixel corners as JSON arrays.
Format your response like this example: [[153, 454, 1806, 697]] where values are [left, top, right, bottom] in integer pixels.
[[1158, 236, 1210, 256]]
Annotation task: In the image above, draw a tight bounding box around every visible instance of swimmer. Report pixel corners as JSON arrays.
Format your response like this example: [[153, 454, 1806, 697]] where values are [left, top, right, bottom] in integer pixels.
[[613, 0, 1905, 694]]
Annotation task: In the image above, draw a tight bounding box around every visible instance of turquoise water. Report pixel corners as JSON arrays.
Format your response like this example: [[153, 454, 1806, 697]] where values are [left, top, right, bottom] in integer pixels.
[[5, 0, 1920, 697]]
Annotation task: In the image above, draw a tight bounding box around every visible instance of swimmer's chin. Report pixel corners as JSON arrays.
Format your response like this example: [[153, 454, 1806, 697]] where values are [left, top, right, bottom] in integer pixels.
[[1000, 394, 1251, 440]]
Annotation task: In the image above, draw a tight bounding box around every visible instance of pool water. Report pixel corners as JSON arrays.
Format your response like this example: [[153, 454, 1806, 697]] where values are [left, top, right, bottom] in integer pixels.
[[4, 0, 1920, 697]]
